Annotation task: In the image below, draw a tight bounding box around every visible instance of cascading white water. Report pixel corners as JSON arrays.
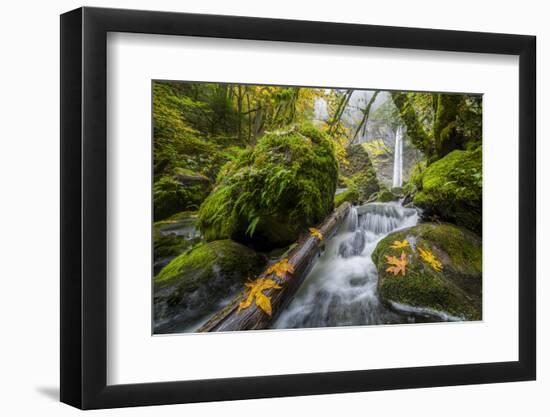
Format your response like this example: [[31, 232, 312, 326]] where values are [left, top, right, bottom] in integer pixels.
[[392, 126, 403, 188], [274, 202, 421, 329]]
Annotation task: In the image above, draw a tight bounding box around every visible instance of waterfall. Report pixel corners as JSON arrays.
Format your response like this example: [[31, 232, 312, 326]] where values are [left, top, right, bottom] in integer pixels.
[[392, 126, 403, 188], [273, 202, 421, 329]]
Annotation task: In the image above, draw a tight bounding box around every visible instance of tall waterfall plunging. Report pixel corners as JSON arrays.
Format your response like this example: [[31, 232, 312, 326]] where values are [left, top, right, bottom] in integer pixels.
[[274, 202, 422, 329], [392, 126, 404, 188]]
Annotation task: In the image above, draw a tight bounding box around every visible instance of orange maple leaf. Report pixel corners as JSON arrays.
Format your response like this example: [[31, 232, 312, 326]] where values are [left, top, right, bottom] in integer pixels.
[[385, 251, 408, 276]]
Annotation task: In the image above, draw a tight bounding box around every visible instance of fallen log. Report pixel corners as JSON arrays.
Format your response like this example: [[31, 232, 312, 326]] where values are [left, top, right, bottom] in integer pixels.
[[198, 202, 352, 332]]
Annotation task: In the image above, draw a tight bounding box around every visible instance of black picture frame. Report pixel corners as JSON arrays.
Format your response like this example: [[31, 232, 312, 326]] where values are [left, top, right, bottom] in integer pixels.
[[60, 6, 536, 410]]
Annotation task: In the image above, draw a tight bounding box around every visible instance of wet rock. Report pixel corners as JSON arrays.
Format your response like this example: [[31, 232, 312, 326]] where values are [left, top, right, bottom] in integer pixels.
[[372, 222, 482, 320]]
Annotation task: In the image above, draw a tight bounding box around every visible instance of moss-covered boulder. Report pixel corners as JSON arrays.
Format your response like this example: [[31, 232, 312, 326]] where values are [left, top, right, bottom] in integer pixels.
[[374, 188, 397, 202], [154, 240, 266, 332], [335, 187, 359, 207], [197, 124, 338, 249], [413, 147, 482, 233], [153, 172, 211, 221], [372, 222, 482, 320], [353, 171, 380, 201], [341, 144, 374, 177], [339, 144, 380, 202]]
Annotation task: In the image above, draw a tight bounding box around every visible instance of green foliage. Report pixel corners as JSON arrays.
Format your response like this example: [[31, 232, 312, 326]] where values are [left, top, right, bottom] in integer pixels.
[[391, 92, 482, 161], [402, 160, 427, 196], [413, 146, 482, 232], [197, 124, 338, 249], [362, 139, 391, 158], [153, 83, 216, 177], [153, 176, 210, 220], [338, 144, 380, 202]]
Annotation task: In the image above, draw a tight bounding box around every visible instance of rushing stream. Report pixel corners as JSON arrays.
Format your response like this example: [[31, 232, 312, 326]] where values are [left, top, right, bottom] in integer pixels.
[[273, 201, 441, 329]]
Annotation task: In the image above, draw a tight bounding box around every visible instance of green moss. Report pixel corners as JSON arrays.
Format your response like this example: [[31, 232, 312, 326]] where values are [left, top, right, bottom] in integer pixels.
[[197, 124, 338, 249], [413, 147, 482, 233], [154, 175, 211, 221], [155, 240, 263, 285], [338, 144, 380, 202], [353, 171, 380, 201], [375, 189, 396, 202], [154, 240, 267, 330], [335, 187, 359, 207], [373, 222, 482, 320]]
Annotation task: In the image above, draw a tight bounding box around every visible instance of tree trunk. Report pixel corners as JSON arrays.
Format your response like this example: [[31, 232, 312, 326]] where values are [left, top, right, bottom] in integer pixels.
[[328, 89, 353, 136], [349, 90, 380, 146], [432, 93, 463, 158], [198, 202, 352, 332], [391, 92, 431, 156]]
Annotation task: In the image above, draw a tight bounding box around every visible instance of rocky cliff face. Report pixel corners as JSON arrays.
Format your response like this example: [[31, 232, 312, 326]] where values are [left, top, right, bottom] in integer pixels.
[[361, 129, 423, 188]]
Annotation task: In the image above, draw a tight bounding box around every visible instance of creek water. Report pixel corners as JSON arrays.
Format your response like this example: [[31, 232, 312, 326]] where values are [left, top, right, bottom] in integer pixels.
[[273, 202, 443, 329]]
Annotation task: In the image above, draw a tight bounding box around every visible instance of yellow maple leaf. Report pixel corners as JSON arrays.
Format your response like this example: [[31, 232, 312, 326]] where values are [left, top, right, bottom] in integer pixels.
[[385, 251, 408, 276], [390, 239, 409, 249], [265, 258, 295, 279], [238, 277, 282, 316], [254, 292, 274, 316], [309, 227, 324, 240], [418, 247, 443, 272]]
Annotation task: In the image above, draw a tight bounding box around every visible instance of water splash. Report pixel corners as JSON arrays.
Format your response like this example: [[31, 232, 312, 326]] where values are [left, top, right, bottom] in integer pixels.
[[273, 202, 424, 329]]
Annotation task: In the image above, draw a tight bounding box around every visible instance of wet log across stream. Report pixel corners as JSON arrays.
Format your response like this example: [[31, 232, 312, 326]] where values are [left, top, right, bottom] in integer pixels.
[[198, 202, 352, 332]]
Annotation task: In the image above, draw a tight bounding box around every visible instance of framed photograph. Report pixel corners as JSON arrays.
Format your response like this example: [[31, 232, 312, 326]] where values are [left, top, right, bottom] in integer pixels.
[[60, 6, 536, 409]]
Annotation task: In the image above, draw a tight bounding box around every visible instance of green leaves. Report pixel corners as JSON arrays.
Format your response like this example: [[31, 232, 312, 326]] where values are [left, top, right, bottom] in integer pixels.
[[246, 216, 261, 237]]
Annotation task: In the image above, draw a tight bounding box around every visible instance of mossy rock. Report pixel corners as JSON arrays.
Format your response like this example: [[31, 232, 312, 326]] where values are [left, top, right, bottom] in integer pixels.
[[154, 174, 211, 221], [372, 222, 482, 320], [341, 144, 376, 177], [153, 211, 202, 274], [353, 171, 380, 201], [413, 147, 482, 233], [154, 240, 267, 332], [339, 145, 380, 202], [335, 187, 359, 207], [375, 189, 397, 202], [197, 124, 338, 249]]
